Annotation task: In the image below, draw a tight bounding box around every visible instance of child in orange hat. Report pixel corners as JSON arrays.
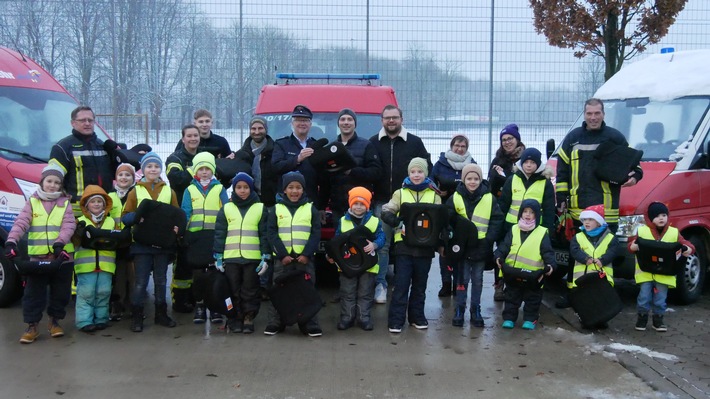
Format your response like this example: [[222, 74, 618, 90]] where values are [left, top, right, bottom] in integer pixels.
[[327, 187, 385, 331]]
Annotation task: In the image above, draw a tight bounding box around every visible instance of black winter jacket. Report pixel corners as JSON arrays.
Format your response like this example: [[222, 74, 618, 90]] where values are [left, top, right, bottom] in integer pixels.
[[445, 180, 505, 261], [240, 136, 278, 207], [488, 143, 525, 198], [213, 191, 270, 264], [319, 132, 382, 213], [165, 148, 196, 206], [498, 163, 556, 233], [49, 129, 116, 203], [369, 128, 430, 203], [267, 193, 321, 260], [272, 134, 321, 209], [174, 131, 232, 159]]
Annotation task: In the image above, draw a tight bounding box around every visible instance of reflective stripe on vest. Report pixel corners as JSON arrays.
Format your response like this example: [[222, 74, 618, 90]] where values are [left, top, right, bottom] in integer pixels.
[[505, 225, 546, 271], [505, 176, 546, 224], [224, 202, 264, 260], [108, 192, 126, 229], [187, 185, 222, 231], [74, 215, 117, 274], [276, 203, 312, 255], [569, 230, 614, 289], [28, 197, 75, 255], [452, 191, 492, 239], [634, 225, 678, 288], [340, 216, 380, 274], [135, 184, 171, 205], [394, 188, 436, 243]]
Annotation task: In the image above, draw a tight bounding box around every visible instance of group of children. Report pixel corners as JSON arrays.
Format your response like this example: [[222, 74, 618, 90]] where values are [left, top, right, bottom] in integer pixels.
[[6, 143, 693, 343]]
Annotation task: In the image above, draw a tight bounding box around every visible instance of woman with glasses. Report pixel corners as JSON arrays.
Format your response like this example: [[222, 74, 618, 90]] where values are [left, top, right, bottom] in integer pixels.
[[487, 123, 526, 301]]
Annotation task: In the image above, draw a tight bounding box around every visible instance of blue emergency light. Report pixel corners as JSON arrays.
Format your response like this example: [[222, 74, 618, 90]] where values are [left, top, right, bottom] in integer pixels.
[[276, 73, 381, 80]]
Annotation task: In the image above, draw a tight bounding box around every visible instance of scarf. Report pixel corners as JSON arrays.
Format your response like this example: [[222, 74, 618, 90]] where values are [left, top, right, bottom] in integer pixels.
[[36, 188, 61, 201], [402, 177, 442, 195], [91, 210, 106, 224], [581, 224, 607, 237], [114, 182, 134, 199], [251, 139, 267, 192], [445, 150, 472, 171], [518, 218, 536, 232]]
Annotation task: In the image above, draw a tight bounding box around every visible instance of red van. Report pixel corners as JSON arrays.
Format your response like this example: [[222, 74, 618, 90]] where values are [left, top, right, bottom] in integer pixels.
[[0, 47, 111, 306], [254, 73, 398, 245], [549, 49, 710, 304]]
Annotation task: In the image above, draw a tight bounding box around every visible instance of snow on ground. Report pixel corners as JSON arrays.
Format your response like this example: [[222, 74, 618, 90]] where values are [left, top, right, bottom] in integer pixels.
[[587, 342, 679, 362]]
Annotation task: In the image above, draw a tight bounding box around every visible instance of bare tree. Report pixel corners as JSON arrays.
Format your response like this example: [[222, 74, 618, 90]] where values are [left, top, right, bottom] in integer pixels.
[[578, 55, 605, 100], [530, 0, 687, 80]]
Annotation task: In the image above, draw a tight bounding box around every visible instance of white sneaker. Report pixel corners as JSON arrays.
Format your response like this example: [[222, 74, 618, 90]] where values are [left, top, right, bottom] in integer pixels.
[[375, 284, 387, 304]]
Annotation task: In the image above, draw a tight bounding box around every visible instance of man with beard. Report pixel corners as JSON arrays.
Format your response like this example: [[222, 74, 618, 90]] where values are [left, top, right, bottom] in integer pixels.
[[368, 105, 431, 304], [240, 117, 278, 207]]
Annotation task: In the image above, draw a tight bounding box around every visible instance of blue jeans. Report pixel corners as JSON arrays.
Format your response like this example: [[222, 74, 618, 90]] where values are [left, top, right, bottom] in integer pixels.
[[75, 271, 113, 328], [132, 253, 170, 307], [454, 259, 484, 313], [374, 202, 393, 288], [637, 281, 668, 315], [387, 255, 431, 327]]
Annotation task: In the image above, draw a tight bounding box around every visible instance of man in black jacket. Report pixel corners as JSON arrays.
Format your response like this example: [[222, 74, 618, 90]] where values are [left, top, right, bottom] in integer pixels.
[[368, 105, 431, 304], [174, 109, 232, 159], [50, 106, 117, 216], [318, 108, 382, 223], [241, 117, 278, 207]]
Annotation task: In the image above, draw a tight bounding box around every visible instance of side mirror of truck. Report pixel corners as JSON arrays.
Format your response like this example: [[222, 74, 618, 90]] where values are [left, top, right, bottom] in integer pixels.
[[546, 139, 556, 159]]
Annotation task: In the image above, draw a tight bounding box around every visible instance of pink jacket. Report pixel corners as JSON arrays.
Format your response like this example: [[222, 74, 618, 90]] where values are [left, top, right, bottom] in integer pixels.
[[7, 193, 76, 261]]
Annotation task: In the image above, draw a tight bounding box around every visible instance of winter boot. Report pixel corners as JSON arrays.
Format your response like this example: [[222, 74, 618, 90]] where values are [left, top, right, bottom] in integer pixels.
[[193, 302, 206, 324], [635, 313, 648, 331], [243, 313, 255, 334], [652, 314, 667, 332], [155, 303, 177, 328], [172, 288, 194, 313], [131, 306, 144, 332], [493, 282, 505, 302], [226, 317, 243, 333], [48, 317, 64, 337], [109, 301, 124, 321], [452, 306, 465, 327], [20, 323, 39, 344], [471, 305, 484, 328], [438, 282, 452, 297]]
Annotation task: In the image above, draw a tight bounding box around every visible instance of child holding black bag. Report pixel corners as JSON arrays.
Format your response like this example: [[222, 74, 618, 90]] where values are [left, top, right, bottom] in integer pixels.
[[494, 199, 554, 330]]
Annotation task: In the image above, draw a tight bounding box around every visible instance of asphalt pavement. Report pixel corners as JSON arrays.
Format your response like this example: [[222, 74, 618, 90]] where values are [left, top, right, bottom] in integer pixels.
[[0, 263, 703, 398]]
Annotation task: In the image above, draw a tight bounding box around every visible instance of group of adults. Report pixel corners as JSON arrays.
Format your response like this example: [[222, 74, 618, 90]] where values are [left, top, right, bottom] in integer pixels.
[[49, 98, 641, 309]]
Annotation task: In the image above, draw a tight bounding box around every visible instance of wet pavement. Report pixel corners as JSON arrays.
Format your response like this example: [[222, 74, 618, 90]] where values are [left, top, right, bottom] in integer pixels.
[[0, 262, 704, 398]]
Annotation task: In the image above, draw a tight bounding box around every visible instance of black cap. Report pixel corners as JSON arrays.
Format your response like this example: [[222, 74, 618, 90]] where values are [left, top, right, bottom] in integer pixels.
[[291, 105, 313, 119]]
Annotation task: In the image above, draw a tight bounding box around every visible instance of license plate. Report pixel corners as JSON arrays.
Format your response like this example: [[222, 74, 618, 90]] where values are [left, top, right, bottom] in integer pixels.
[[555, 250, 569, 266]]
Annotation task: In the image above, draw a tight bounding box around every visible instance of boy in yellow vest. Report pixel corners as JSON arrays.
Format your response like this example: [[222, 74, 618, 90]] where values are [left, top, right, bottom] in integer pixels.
[[327, 187, 385, 331], [629, 202, 693, 332], [73, 185, 117, 333], [265, 171, 322, 336], [568, 204, 620, 329], [179, 152, 228, 324], [213, 172, 269, 333], [494, 199, 555, 330], [381, 158, 442, 333], [5, 164, 76, 343]]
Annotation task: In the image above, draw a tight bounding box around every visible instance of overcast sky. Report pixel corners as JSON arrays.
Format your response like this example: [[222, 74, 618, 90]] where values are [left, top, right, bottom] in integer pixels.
[[193, 1, 709, 84]]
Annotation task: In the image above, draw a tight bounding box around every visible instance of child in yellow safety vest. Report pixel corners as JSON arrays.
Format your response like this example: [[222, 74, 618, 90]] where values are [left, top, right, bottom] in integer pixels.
[[213, 172, 269, 334], [380, 158, 443, 333], [5, 164, 76, 344], [121, 152, 181, 332], [72, 185, 117, 333], [568, 204, 621, 329], [327, 187, 385, 331], [265, 171, 322, 337], [108, 163, 136, 321], [494, 199, 555, 330], [629, 202, 694, 332], [179, 152, 228, 325]]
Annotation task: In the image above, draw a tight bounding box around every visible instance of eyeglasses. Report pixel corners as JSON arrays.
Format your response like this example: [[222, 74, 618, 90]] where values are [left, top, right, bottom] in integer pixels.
[[501, 137, 516, 143], [74, 118, 95, 124], [382, 116, 401, 121]]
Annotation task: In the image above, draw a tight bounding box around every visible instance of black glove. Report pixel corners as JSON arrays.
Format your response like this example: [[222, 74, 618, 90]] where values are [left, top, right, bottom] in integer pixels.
[[381, 211, 401, 228], [4, 242, 17, 259], [53, 243, 66, 257], [103, 139, 120, 153]]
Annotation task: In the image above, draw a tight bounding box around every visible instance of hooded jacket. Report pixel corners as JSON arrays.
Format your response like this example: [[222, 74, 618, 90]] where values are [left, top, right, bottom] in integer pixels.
[[213, 190, 270, 264], [488, 142, 525, 198], [494, 198, 556, 269], [498, 160, 555, 233], [267, 192, 321, 259]]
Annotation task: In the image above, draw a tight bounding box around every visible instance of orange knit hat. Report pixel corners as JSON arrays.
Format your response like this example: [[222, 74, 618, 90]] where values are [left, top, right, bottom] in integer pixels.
[[348, 186, 372, 210]]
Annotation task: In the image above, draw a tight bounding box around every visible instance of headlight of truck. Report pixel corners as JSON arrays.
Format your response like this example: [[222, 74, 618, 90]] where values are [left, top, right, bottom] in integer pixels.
[[617, 214, 645, 237]]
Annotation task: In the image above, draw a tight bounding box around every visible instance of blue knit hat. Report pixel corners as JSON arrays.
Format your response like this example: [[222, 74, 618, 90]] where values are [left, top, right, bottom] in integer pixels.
[[500, 123, 521, 143], [232, 172, 255, 191], [140, 151, 162, 172], [282, 171, 306, 191]]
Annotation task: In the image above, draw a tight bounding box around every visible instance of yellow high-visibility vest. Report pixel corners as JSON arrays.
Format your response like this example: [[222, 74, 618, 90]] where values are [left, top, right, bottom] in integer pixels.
[[569, 231, 615, 289], [187, 185, 222, 232], [224, 202, 264, 260], [74, 215, 116, 274], [505, 176, 546, 224], [275, 203, 312, 255], [452, 191, 493, 239], [339, 216, 380, 274], [28, 197, 75, 255], [394, 188, 437, 243], [634, 225, 679, 288]]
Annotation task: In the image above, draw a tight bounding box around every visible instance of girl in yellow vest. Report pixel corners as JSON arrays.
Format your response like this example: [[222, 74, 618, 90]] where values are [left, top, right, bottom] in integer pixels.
[[213, 172, 269, 334], [494, 199, 555, 330], [327, 187, 385, 331], [381, 158, 442, 333], [108, 163, 136, 321], [5, 164, 76, 344], [629, 202, 693, 332], [568, 204, 621, 329], [179, 152, 228, 325], [445, 163, 504, 328], [72, 185, 116, 333], [121, 152, 180, 332], [265, 171, 322, 337]]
